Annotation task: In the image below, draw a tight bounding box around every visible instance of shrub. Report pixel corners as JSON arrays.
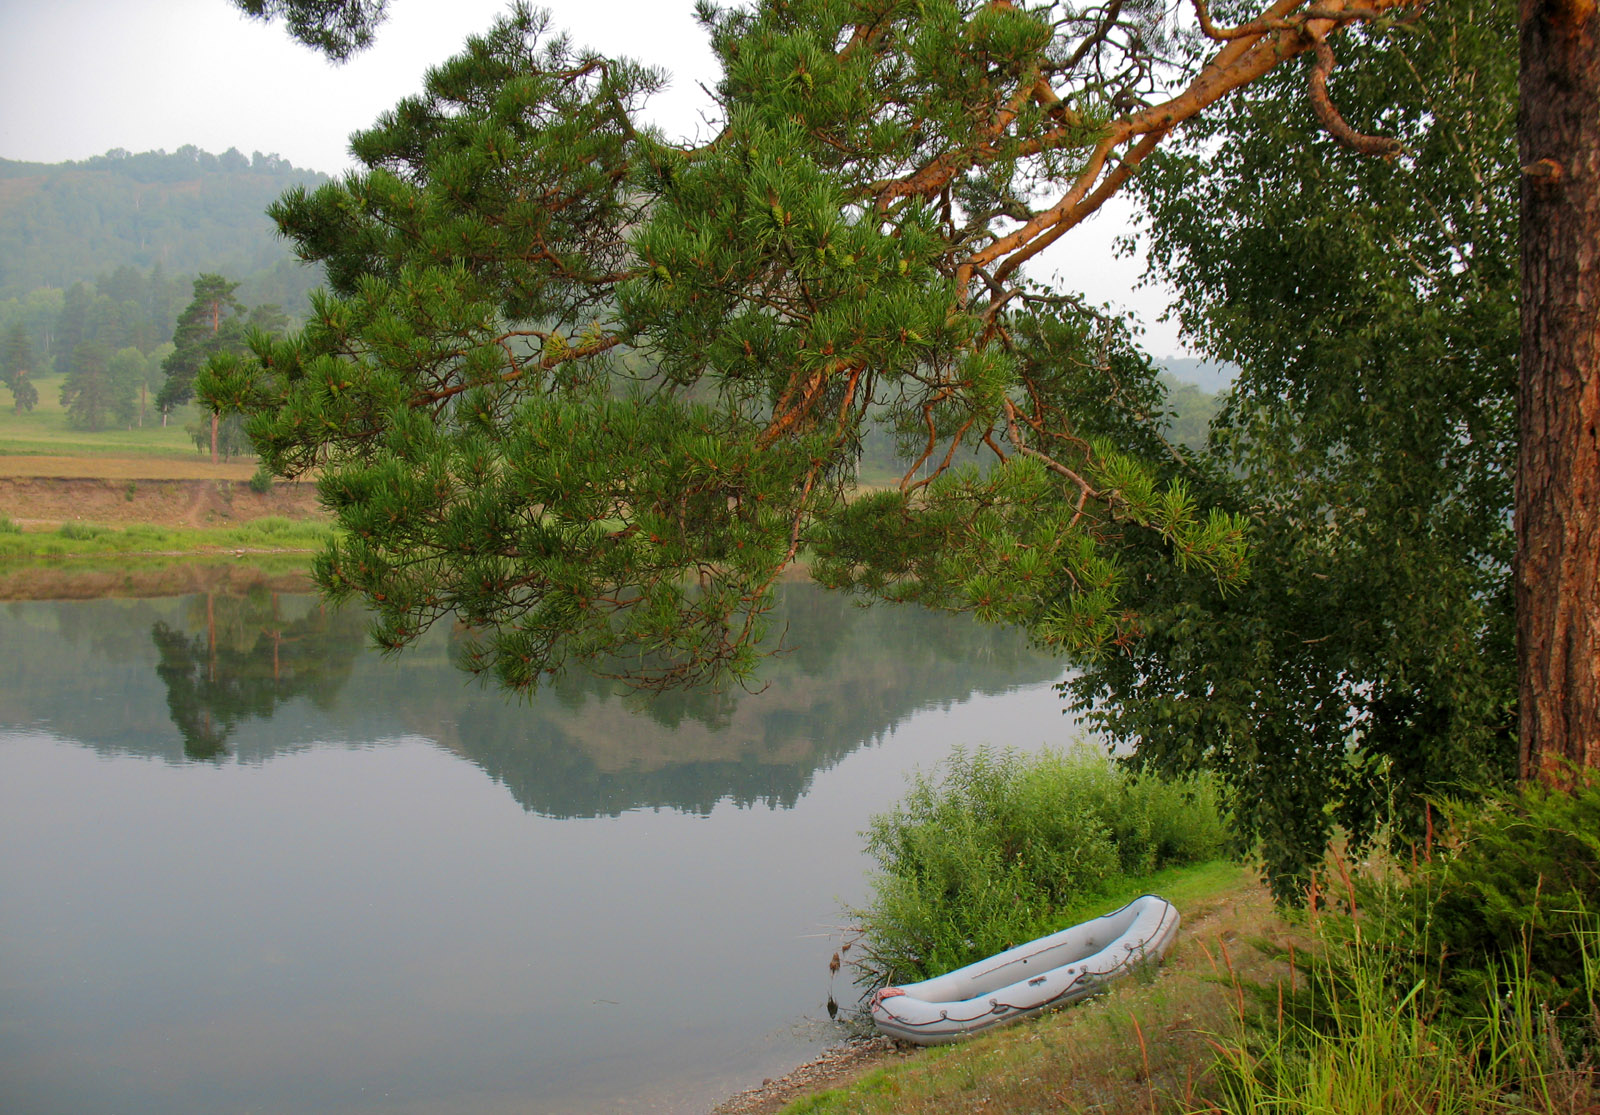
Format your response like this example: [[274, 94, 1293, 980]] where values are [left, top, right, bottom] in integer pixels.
[[1388, 777, 1600, 1052], [1207, 779, 1600, 1115], [852, 746, 1229, 988], [0, 515, 21, 534], [58, 521, 110, 540], [248, 465, 273, 494]]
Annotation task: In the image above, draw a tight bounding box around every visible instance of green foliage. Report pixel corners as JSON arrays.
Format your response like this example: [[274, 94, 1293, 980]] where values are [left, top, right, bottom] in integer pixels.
[[160, 274, 247, 411], [58, 341, 136, 431], [1159, 374, 1222, 452], [0, 516, 21, 534], [1355, 780, 1600, 1046], [1209, 787, 1600, 1115], [851, 746, 1228, 988], [232, 0, 388, 61], [1, 322, 39, 412], [204, 0, 1255, 693], [1078, 0, 1520, 894], [248, 464, 275, 493]]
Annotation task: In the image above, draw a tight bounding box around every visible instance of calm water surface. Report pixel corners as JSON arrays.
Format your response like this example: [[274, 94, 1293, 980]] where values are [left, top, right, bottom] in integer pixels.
[[0, 584, 1079, 1113]]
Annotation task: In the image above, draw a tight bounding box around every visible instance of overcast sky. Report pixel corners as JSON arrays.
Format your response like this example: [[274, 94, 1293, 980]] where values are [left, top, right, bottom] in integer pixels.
[[0, 0, 1186, 355]]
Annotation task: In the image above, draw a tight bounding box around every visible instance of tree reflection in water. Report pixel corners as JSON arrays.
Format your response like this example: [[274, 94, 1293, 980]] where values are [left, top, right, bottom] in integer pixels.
[[150, 588, 365, 759], [0, 581, 1067, 812]]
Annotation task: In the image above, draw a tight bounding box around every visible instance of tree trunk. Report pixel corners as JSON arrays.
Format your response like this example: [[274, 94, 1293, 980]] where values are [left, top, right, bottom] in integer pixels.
[[210, 411, 219, 466], [1518, 0, 1600, 787]]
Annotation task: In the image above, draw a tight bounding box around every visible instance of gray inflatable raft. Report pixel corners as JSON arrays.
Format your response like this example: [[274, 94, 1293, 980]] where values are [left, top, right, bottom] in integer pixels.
[[868, 893, 1181, 1045]]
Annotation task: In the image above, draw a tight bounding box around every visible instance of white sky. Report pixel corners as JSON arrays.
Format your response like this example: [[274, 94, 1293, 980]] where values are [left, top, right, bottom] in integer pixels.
[[0, 0, 1185, 356]]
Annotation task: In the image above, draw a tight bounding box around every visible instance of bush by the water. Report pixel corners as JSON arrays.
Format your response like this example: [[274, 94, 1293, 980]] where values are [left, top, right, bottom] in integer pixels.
[[851, 746, 1228, 989]]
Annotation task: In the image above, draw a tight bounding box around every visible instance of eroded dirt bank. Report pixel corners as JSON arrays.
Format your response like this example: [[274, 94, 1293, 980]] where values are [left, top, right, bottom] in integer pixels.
[[0, 475, 325, 529]]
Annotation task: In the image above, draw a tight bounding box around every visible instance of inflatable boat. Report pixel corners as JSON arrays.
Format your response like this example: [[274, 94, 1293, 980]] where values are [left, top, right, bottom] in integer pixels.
[[868, 893, 1181, 1044]]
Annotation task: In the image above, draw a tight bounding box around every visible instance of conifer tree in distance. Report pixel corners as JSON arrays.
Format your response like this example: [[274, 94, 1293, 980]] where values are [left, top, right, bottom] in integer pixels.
[[1, 323, 39, 413], [161, 274, 246, 462]]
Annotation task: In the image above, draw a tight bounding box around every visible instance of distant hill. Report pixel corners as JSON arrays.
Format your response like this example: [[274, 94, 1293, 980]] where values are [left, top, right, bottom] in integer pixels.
[[1157, 356, 1237, 394], [0, 146, 329, 311]]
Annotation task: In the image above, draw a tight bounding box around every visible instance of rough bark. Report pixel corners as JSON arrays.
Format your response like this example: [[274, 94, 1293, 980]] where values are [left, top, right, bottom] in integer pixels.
[[1518, 0, 1600, 786]]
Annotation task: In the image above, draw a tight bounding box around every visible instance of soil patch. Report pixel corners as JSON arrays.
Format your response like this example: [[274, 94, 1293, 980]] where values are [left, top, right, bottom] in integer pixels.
[[0, 475, 325, 530]]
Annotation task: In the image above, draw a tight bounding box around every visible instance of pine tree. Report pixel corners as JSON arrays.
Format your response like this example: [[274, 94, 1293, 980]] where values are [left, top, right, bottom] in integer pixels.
[[204, 0, 1440, 697], [1, 323, 39, 413], [160, 274, 247, 462], [59, 341, 123, 431], [52, 283, 92, 385]]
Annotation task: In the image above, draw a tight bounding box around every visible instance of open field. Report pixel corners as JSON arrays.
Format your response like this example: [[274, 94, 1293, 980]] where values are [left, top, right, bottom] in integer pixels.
[[0, 393, 331, 557], [0, 373, 222, 459]]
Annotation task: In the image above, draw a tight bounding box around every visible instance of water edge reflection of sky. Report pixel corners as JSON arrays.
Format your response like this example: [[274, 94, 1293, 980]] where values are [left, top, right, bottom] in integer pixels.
[[0, 586, 1087, 1113]]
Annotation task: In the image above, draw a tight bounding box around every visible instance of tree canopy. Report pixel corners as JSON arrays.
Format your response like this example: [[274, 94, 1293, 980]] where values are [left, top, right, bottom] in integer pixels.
[[233, 0, 389, 61], [1073, 0, 1519, 891], [205, 0, 1431, 694]]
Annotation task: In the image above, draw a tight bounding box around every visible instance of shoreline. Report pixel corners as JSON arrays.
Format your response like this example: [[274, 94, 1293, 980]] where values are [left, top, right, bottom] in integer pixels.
[[711, 1033, 910, 1115]]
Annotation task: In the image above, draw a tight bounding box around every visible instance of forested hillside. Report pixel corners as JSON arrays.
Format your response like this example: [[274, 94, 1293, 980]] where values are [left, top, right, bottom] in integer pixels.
[[0, 146, 328, 310]]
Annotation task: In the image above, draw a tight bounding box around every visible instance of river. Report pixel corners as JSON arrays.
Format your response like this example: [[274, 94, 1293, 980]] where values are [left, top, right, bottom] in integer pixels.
[[0, 582, 1079, 1113]]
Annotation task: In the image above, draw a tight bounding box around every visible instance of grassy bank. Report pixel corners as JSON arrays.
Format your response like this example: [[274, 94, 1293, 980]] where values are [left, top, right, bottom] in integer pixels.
[[0, 554, 318, 600], [783, 860, 1275, 1115], [770, 775, 1600, 1115], [0, 514, 332, 557]]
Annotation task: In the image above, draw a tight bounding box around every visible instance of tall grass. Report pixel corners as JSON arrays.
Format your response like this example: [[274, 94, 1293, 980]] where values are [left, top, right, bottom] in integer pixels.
[[851, 746, 1229, 989], [1202, 846, 1600, 1115]]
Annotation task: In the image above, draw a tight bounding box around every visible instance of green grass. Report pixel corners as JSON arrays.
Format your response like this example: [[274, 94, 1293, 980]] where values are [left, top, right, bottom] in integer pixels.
[[1203, 863, 1600, 1115], [0, 373, 213, 458], [0, 517, 334, 558]]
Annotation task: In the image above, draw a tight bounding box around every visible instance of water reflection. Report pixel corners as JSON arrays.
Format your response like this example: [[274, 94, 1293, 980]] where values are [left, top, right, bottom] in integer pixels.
[[0, 581, 1076, 1115], [2, 583, 1063, 817], [151, 590, 365, 759]]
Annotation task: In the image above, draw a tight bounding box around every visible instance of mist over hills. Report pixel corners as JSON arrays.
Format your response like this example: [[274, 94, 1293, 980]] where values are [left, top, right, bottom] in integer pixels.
[[0, 146, 329, 312]]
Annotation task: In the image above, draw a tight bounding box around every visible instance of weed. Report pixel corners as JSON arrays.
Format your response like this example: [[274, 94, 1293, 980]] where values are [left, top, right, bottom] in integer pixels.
[[58, 521, 110, 540]]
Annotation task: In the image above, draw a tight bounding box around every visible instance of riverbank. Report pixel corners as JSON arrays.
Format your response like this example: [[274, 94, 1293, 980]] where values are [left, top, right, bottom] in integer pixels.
[[0, 464, 324, 531], [716, 861, 1280, 1114]]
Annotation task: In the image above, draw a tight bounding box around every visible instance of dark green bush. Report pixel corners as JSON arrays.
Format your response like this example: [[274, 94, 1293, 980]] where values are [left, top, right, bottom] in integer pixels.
[[1210, 780, 1600, 1113], [1420, 777, 1600, 1034], [852, 746, 1228, 988]]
